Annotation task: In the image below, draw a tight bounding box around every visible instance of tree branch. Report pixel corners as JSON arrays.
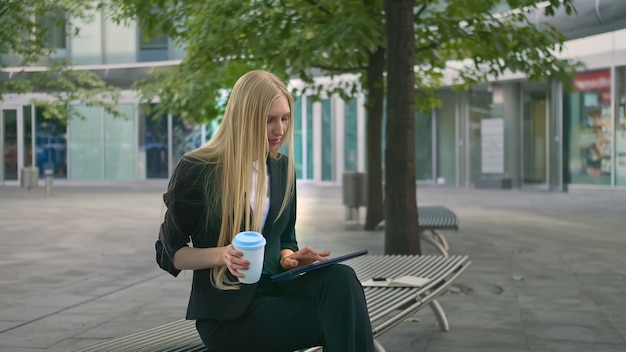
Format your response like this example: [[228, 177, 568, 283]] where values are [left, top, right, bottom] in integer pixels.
[[415, 3, 428, 20], [0, 5, 10, 18], [305, 0, 332, 16], [416, 41, 439, 53], [312, 64, 367, 72]]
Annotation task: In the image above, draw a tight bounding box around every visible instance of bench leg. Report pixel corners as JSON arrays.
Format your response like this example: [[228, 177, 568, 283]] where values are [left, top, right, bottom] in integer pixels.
[[422, 231, 449, 257], [428, 299, 450, 332], [374, 338, 386, 352], [431, 230, 450, 251]]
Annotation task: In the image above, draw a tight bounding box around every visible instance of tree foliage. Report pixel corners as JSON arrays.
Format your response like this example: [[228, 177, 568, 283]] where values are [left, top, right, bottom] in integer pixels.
[[0, 0, 124, 122], [110, 0, 385, 123], [111, 0, 581, 252]]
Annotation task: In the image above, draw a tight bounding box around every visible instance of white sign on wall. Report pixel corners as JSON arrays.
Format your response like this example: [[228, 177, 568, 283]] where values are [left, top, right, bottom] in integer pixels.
[[481, 118, 505, 174]]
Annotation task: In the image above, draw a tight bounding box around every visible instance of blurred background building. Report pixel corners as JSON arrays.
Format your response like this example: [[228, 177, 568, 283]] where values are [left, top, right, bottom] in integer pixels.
[[1, 0, 625, 191]]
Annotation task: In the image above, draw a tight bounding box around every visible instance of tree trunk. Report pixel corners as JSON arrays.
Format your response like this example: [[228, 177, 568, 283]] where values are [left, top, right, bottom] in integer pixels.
[[364, 47, 385, 231], [384, 0, 419, 254]]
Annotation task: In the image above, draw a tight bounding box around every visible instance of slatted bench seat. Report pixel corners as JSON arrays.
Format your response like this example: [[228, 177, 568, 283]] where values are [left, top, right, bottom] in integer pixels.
[[72, 254, 470, 352], [376, 206, 460, 256]]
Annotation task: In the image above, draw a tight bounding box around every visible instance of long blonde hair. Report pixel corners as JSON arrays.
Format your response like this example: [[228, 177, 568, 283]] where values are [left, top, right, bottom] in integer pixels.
[[187, 70, 295, 290]]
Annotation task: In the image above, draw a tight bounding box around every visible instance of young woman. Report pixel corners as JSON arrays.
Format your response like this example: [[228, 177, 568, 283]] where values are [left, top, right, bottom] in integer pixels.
[[156, 70, 375, 352]]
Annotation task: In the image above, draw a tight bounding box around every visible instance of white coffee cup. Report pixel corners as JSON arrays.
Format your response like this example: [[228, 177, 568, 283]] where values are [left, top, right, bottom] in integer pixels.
[[232, 231, 266, 284]]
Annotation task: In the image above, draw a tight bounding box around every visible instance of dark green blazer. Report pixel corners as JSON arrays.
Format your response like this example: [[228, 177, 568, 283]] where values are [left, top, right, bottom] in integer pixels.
[[156, 153, 298, 321]]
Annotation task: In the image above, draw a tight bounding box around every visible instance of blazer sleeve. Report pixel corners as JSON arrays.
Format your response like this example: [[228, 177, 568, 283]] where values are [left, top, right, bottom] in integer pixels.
[[279, 157, 298, 252], [156, 155, 204, 277]]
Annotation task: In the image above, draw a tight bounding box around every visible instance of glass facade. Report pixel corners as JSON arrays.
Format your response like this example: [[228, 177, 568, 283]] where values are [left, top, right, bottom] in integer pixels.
[[321, 99, 333, 181], [344, 99, 358, 172], [437, 92, 457, 185], [293, 97, 303, 179], [36, 109, 67, 178], [565, 69, 612, 186], [22, 106, 33, 168], [104, 105, 136, 180], [69, 106, 103, 179], [1, 109, 18, 180], [139, 106, 169, 179], [2, 13, 625, 191], [469, 88, 499, 183], [615, 66, 626, 186], [306, 98, 314, 180], [415, 109, 432, 181], [522, 87, 549, 185]]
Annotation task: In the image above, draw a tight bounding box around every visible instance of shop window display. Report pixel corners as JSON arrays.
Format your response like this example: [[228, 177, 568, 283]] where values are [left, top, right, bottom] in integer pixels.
[[616, 66, 626, 186], [565, 69, 612, 185]]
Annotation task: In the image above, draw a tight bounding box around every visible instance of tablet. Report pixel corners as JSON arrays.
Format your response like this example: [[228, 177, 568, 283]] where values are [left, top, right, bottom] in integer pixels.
[[271, 249, 368, 282]]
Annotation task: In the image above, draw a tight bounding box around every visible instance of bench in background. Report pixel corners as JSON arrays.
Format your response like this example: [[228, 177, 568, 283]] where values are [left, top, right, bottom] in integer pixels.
[[376, 205, 460, 256], [72, 254, 471, 352]]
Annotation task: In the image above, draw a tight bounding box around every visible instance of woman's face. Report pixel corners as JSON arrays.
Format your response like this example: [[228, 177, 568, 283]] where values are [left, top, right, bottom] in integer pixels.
[[267, 95, 290, 152]]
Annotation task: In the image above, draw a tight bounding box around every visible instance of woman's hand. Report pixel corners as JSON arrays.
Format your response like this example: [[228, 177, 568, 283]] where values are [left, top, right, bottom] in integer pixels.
[[280, 246, 330, 270], [222, 244, 249, 278]]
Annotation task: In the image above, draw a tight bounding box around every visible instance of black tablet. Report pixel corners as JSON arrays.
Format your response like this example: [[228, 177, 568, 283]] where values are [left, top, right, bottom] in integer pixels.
[[270, 249, 368, 282]]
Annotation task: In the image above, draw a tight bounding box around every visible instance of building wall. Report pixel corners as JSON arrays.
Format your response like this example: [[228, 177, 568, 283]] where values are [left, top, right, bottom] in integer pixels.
[[2, 12, 626, 191]]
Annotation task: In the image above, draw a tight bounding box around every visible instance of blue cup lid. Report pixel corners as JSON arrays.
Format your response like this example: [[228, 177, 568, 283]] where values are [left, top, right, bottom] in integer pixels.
[[232, 231, 266, 250]]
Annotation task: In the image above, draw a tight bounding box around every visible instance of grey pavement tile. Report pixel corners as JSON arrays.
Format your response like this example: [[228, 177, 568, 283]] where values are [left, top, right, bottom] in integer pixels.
[[528, 340, 626, 352], [2, 184, 626, 352], [521, 308, 623, 344], [581, 287, 626, 306], [427, 326, 528, 348], [516, 286, 598, 311]]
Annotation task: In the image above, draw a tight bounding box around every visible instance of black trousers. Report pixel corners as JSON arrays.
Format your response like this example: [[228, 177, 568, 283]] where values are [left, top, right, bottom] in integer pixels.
[[196, 264, 375, 352]]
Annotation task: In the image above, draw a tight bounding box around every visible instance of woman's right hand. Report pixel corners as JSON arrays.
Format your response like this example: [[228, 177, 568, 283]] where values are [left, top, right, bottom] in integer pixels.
[[222, 244, 250, 278]]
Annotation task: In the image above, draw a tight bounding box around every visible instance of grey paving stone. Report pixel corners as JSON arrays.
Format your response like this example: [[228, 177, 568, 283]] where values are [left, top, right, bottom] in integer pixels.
[[1, 183, 626, 351]]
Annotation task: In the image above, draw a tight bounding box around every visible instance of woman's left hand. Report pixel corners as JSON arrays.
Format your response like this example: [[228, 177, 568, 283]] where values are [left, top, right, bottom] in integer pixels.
[[280, 246, 330, 270]]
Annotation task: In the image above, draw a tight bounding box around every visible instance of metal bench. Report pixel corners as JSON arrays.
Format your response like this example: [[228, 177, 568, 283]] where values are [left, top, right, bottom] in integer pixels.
[[376, 206, 460, 256], [72, 254, 470, 352]]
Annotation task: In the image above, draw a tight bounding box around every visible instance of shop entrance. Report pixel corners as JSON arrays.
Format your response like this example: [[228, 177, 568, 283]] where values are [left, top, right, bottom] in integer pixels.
[[521, 88, 549, 187]]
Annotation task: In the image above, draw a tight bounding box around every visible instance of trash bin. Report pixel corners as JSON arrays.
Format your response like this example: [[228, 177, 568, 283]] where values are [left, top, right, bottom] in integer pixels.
[[20, 167, 39, 189], [342, 172, 367, 207], [343, 172, 367, 222]]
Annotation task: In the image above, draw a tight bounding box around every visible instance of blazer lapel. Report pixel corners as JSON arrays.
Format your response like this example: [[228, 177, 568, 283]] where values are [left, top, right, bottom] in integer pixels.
[[263, 157, 282, 235]]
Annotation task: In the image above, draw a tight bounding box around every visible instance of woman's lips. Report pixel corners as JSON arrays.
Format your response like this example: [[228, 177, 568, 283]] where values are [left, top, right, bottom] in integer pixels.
[[269, 138, 281, 145]]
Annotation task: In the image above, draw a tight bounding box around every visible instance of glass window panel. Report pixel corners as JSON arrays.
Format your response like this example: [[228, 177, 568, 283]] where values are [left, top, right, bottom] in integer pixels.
[[138, 23, 169, 62], [104, 104, 136, 180], [2, 109, 18, 180], [469, 88, 497, 183], [321, 99, 332, 181], [344, 99, 358, 172], [37, 13, 67, 50], [69, 106, 102, 180], [437, 92, 457, 184], [415, 109, 432, 181], [172, 116, 202, 164], [293, 97, 303, 179], [139, 105, 169, 179], [69, 13, 102, 65], [104, 21, 137, 64], [565, 69, 612, 185], [306, 98, 314, 180], [35, 109, 67, 178], [615, 66, 626, 186], [23, 106, 33, 167]]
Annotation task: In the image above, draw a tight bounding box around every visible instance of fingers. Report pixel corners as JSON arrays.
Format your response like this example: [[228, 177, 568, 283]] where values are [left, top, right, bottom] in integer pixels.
[[224, 245, 249, 278]]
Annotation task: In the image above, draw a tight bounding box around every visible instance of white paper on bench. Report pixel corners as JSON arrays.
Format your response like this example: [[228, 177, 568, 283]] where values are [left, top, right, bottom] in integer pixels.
[[361, 275, 431, 287]]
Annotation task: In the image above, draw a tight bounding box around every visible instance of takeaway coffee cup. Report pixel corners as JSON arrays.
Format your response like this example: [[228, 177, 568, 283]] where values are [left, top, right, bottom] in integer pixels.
[[232, 231, 266, 284]]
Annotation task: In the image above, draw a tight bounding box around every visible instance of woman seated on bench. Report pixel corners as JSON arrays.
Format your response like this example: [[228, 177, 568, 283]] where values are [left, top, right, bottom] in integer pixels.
[[156, 70, 375, 352]]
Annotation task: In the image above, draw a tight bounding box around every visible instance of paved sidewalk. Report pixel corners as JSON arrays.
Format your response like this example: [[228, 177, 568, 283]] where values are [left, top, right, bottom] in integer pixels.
[[1, 181, 625, 351]]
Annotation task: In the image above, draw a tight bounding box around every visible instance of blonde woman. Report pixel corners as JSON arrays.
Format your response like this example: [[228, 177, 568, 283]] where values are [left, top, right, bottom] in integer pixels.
[[156, 70, 374, 352]]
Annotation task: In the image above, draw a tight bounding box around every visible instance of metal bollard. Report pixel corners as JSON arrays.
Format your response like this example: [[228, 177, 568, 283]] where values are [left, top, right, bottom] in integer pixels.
[[44, 169, 53, 197]]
